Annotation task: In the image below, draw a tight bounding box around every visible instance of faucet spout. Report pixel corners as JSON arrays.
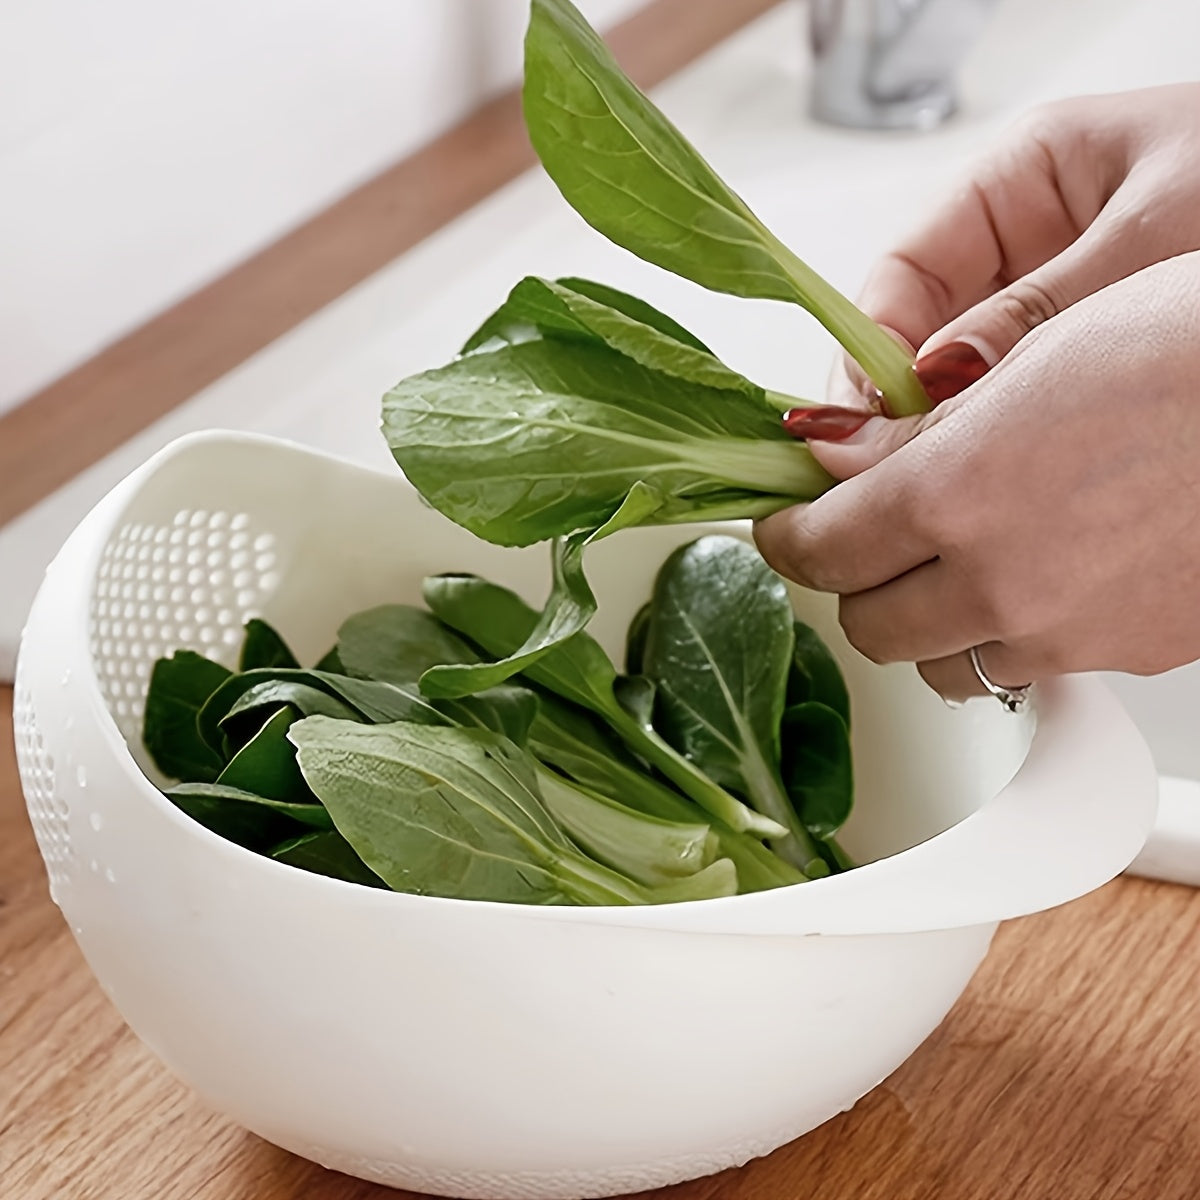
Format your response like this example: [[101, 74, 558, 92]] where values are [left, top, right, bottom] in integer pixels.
[[808, 0, 998, 131]]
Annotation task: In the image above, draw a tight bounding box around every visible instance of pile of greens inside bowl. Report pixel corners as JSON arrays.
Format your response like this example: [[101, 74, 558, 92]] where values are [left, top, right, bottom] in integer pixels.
[[143, 0, 933, 902], [144, 537, 852, 903]]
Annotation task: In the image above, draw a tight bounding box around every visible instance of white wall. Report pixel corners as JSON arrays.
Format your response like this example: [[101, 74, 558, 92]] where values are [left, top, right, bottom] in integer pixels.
[[0, 0, 643, 415]]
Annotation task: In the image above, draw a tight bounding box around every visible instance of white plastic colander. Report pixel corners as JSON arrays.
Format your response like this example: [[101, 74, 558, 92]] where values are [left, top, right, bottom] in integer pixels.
[[14, 431, 1157, 1199]]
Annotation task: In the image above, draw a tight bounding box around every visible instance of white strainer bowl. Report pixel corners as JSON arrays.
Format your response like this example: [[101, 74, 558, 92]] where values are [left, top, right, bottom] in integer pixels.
[[14, 431, 1156, 1200]]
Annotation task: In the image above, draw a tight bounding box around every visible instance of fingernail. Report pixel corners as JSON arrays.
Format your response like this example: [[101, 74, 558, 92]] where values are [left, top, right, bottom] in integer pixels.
[[782, 406, 872, 441], [913, 340, 991, 404]]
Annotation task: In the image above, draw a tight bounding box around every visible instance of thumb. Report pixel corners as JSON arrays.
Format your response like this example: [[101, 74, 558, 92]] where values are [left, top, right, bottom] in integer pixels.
[[912, 211, 1150, 400], [784, 406, 938, 480]]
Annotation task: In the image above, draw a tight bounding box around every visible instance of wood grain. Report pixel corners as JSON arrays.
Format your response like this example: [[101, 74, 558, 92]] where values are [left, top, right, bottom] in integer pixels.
[[0, 0, 784, 529], [3, 684, 1199, 1199]]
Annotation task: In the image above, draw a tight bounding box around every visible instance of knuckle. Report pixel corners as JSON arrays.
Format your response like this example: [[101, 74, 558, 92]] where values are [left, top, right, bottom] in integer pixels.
[[994, 277, 1061, 335], [754, 512, 830, 591], [1009, 98, 1082, 148]]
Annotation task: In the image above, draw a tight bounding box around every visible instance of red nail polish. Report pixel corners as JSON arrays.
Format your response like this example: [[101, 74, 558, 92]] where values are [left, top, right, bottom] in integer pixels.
[[913, 340, 990, 404], [781, 406, 871, 441]]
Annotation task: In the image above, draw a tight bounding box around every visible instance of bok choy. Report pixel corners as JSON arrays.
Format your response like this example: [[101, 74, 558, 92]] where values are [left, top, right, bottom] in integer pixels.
[[383, 0, 931, 693]]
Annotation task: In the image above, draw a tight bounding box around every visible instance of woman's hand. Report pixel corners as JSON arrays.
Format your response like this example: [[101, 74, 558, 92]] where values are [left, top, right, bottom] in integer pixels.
[[757, 252, 1200, 701], [830, 83, 1200, 410]]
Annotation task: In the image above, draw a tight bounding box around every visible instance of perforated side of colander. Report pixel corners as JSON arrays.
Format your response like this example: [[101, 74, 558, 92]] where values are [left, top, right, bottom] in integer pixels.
[[89, 508, 282, 741], [12, 680, 72, 893]]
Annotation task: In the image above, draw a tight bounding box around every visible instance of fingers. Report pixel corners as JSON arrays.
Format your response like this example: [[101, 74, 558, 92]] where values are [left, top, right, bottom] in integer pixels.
[[802, 412, 927, 482], [838, 561, 990, 666], [912, 204, 1173, 369], [830, 100, 1128, 408], [918, 643, 1041, 705], [852, 124, 1097, 354], [755, 437, 940, 595]]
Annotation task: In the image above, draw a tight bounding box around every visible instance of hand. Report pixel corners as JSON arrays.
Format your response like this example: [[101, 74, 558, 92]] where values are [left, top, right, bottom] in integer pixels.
[[829, 83, 1200, 411], [757, 252, 1200, 701]]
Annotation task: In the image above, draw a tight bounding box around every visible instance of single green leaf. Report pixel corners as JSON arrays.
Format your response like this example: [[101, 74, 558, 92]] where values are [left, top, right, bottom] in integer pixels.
[[271, 830, 388, 888], [557, 277, 714, 350], [642, 536, 825, 876], [461, 276, 778, 406], [313, 645, 345, 672], [781, 701, 855, 844], [289, 717, 652, 905], [215, 707, 313, 803], [165, 781, 332, 850], [143, 651, 234, 783], [465, 275, 713, 355], [522, 0, 930, 416], [423, 574, 618, 713], [238, 618, 300, 672], [383, 337, 830, 550], [337, 604, 480, 683], [624, 601, 652, 676], [787, 621, 852, 728], [421, 480, 663, 697], [199, 669, 446, 752], [422, 572, 786, 839], [207, 680, 362, 753], [536, 766, 714, 886]]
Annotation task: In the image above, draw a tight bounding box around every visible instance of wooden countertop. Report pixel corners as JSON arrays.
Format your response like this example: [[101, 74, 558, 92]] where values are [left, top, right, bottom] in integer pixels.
[[3, 684, 1199, 1198]]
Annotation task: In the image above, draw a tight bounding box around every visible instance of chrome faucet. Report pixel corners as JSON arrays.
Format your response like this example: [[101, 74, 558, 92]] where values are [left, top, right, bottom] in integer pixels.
[[808, 0, 998, 131]]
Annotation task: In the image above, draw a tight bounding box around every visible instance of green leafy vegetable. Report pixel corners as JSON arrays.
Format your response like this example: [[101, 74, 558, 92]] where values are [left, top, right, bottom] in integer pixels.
[[522, 0, 929, 417], [313, 645, 345, 673], [789, 621, 852, 728], [641, 536, 826, 876], [465, 275, 714, 356], [165, 782, 332, 850], [422, 572, 786, 839], [437, 686, 540, 747], [781, 702, 854, 846], [385, 337, 827, 552], [198, 668, 444, 752], [624, 600, 652, 676], [140, 527, 856, 902], [420, 481, 664, 697], [238, 618, 300, 672], [375, 0, 937, 682], [271, 830, 388, 888], [337, 605, 479, 682], [462, 276, 778, 405], [217, 680, 364, 748], [529, 692, 803, 891], [215, 706, 313, 803], [535, 768, 716, 886], [143, 651, 233, 782], [289, 717, 736, 904]]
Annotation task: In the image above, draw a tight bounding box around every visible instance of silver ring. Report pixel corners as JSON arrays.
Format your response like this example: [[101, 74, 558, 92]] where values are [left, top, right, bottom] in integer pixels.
[[969, 646, 1033, 714]]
